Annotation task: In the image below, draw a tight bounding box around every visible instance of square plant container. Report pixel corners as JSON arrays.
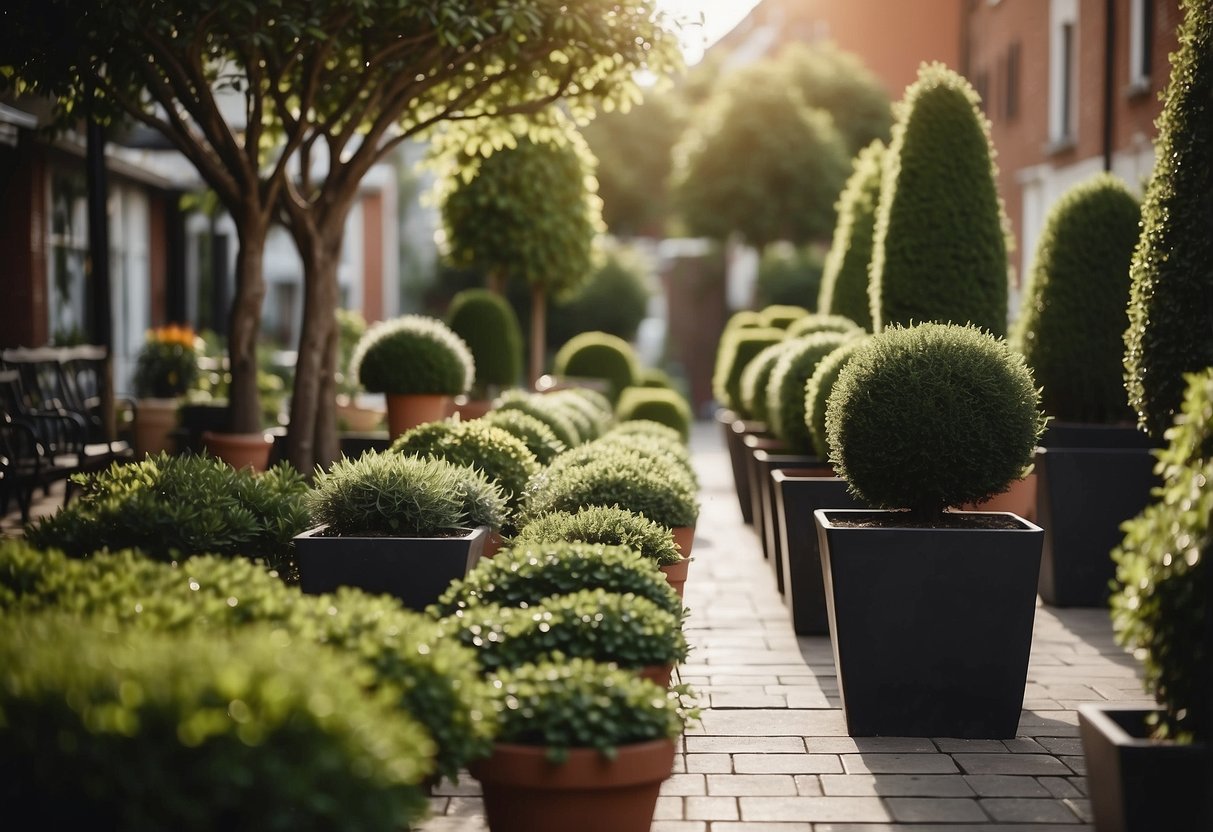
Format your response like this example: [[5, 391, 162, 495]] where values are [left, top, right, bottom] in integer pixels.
[[743, 432, 786, 547], [296, 524, 488, 612], [760, 454, 832, 595], [718, 410, 762, 524], [816, 509, 1042, 738]]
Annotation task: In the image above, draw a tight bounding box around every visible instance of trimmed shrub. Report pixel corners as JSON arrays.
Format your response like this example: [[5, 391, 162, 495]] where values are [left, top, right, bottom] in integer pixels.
[[447, 289, 524, 394], [785, 313, 862, 339], [593, 432, 694, 473], [511, 507, 683, 568], [755, 245, 825, 309], [552, 331, 640, 404], [431, 540, 682, 616], [391, 419, 541, 509], [615, 387, 692, 440], [1011, 175, 1141, 423], [640, 366, 676, 389], [804, 338, 868, 459], [548, 245, 653, 349], [546, 389, 612, 441], [759, 304, 811, 329], [480, 409, 567, 465], [712, 326, 785, 412], [818, 140, 884, 330], [739, 340, 793, 423], [564, 387, 614, 418], [309, 451, 505, 536], [606, 419, 686, 447], [494, 390, 582, 449], [766, 331, 858, 453], [24, 453, 309, 572], [351, 314, 474, 396], [0, 615, 432, 831], [723, 309, 764, 335], [869, 63, 1010, 336], [546, 439, 695, 491], [1124, 0, 1213, 439], [526, 452, 699, 530], [826, 323, 1045, 519]]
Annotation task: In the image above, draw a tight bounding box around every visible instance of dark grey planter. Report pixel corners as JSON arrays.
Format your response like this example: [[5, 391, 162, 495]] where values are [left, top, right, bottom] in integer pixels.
[[295, 524, 488, 612], [816, 509, 1042, 738], [755, 451, 831, 595], [1035, 445, 1158, 607], [1041, 421, 1156, 449], [1078, 704, 1208, 832], [743, 434, 789, 558], [772, 473, 863, 635], [720, 410, 765, 525]]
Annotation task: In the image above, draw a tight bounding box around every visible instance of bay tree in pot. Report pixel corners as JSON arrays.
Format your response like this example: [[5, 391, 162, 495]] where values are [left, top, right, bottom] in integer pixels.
[[818, 322, 1047, 738]]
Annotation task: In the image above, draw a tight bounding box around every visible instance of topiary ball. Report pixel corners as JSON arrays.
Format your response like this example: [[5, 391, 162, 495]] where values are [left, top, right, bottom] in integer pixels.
[[552, 331, 640, 404], [766, 331, 859, 453], [480, 409, 567, 465], [615, 387, 693, 441], [351, 314, 475, 396], [447, 289, 524, 393], [739, 341, 793, 423], [712, 326, 785, 413], [785, 313, 863, 339], [511, 507, 683, 567], [826, 323, 1045, 518], [804, 337, 869, 460]]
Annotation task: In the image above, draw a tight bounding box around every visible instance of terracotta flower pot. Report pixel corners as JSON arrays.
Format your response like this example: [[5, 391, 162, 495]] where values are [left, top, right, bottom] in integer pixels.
[[960, 471, 1038, 522], [133, 397, 180, 456], [201, 430, 273, 472], [480, 530, 504, 561], [469, 739, 677, 832], [385, 393, 451, 437], [671, 524, 695, 557], [659, 557, 690, 599], [453, 396, 493, 420], [638, 664, 673, 688]]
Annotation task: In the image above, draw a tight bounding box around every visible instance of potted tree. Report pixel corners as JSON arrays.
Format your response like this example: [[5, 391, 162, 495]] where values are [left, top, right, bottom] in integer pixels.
[[816, 323, 1047, 738], [349, 315, 474, 437], [447, 289, 524, 419], [130, 325, 199, 456]]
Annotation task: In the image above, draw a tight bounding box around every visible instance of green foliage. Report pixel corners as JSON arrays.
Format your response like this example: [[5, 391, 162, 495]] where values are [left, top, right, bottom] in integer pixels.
[[548, 245, 653, 349], [766, 331, 858, 453], [391, 419, 541, 510], [755, 247, 825, 310], [826, 323, 1045, 518], [545, 389, 613, 442], [0, 615, 432, 831], [777, 42, 893, 155], [615, 387, 692, 440], [309, 451, 505, 536], [547, 437, 696, 490], [869, 63, 1010, 336], [24, 453, 309, 572], [511, 507, 683, 568], [1124, 0, 1213, 439], [480, 409, 567, 465], [1012, 175, 1141, 423], [723, 310, 764, 334], [431, 540, 681, 616], [740, 341, 792, 423], [804, 338, 868, 459], [712, 327, 785, 412], [565, 387, 615, 418], [1112, 370, 1211, 743], [493, 390, 582, 449], [759, 304, 811, 329], [819, 140, 884, 330], [439, 588, 688, 672], [606, 419, 686, 447], [552, 331, 640, 404], [785, 313, 863, 339], [351, 314, 474, 396], [447, 289, 524, 393], [488, 657, 695, 761], [640, 366, 675, 389], [335, 309, 368, 398], [132, 325, 199, 398]]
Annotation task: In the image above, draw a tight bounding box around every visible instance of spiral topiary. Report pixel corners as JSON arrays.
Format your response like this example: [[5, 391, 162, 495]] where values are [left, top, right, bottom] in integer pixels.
[[766, 331, 859, 453], [447, 289, 524, 395], [493, 390, 582, 449], [785, 313, 863, 339], [739, 340, 793, 423], [804, 337, 869, 459], [480, 409, 567, 465], [391, 419, 541, 509], [552, 331, 640, 404], [615, 387, 692, 440], [511, 507, 683, 567], [351, 314, 474, 396], [826, 323, 1045, 519], [1011, 175, 1140, 423], [760, 304, 811, 329], [818, 140, 884, 330], [712, 326, 785, 413]]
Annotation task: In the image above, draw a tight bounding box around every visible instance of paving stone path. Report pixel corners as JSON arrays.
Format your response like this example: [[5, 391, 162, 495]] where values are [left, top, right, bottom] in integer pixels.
[[422, 421, 1151, 831]]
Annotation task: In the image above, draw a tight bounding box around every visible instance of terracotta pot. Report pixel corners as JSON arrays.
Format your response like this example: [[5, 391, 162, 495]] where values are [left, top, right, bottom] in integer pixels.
[[133, 397, 180, 456], [671, 525, 695, 557], [480, 530, 504, 561], [469, 739, 676, 832], [659, 558, 690, 599], [638, 664, 673, 688], [453, 396, 493, 420], [385, 394, 451, 437], [201, 431, 273, 472], [960, 472, 1038, 522]]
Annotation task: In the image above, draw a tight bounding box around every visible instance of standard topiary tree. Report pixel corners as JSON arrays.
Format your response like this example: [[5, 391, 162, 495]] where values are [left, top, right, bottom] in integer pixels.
[[447, 289, 524, 397], [818, 140, 884, 330], [739, 341, 793, 424], [1124, 0, 1213, 439], [553, 331, 641, 404], [826, 323, 1045, 520], [869, 63, 1011, 336], [804, 337, 869, 460], [615, 387, 693, 440], [712, 327, 785, 413], [1011, 175, 1141, 423], [766, 331, 858, 453]]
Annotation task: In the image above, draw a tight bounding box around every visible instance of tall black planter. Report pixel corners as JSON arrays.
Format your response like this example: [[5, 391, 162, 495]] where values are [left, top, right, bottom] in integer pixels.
[[754, 451, 831, 595], [1040, 422, 1155, 450], [720, 410, 765, 525], [743, 434, 787, 558], [772, 474, 863, 635], [816, 509, 1043, 738], [1078, 704, 1208, 832]]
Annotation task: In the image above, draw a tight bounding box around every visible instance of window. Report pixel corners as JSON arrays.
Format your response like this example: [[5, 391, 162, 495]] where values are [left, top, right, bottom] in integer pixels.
[[1129, 0, 1154, 91], [1049, 0, 1078, 146], [1005, 42, 1021, 121]]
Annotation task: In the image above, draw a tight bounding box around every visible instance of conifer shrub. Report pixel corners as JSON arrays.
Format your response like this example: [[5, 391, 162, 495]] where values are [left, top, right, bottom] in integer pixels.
[[494, 390, 582, 449], [712, 326, 785, 412], [606, 419, 686, 447], [804, 337, 869, 459], [391, 419, 540, 509], [552, 331, 640, 404], [785, 313, 863, 339], [546, 389, 612, 441], [1011, 175, 1140, 423], [447, 289, 524, 395], [640, 366, 676, 390], [818, 140, 884, 330], [351, 314, 475, 396], [1124, 0, 1213, 439], [739, 340, 793, 423], [869, 64, 1010, 336], [511, 507, 683, 568], [826, 323, 1045, 519], [480, 409, 567, 465], [615, 387, 692, 440], [546, 439, 695, 490], [759, 304, 811, 329], [766, 331, 858, 453], [431, 540, 681, 617]]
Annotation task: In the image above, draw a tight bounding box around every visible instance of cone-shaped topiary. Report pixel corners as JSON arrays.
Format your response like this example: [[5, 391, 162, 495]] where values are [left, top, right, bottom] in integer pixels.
[[351, 314, 475, 395], [511, 507, 683, 568], [760, 304, 811, 329], [493, 390, 582, 449], [391, 419, 540, 510], [785, 313, 862, 339], [552, 331, 640, 404], [804, 337, 869, 459], [480, 409, 567, 465], [766, 331, 859, 453], [615, 387, 692, 440], [826, 323, 1045, 519], [818, 140, 884, 330], [712, 326, 785, 412], [447, 289, 524, 395], [1011, 175, 1141, 423], [739, 341, 793, 423], [1124, 0, 1213, 439], [869, 64, 1011, 336]]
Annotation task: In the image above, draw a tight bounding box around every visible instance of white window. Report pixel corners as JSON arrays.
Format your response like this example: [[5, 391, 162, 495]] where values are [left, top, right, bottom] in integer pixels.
[[1049, 0, 1078, 145], [1128, 0, 1154, 91]]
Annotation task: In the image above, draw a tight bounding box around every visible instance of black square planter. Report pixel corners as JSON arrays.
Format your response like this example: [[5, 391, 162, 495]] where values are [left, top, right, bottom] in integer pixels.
[[719, 411, 765, 525], [743, 434, 788, 558], [756, 452, 831, 595], [816, 509, 1042, 738]]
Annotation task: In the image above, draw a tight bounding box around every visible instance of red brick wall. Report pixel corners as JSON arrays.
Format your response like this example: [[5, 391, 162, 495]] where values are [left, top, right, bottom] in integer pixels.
[[0, 138, 48, 348]]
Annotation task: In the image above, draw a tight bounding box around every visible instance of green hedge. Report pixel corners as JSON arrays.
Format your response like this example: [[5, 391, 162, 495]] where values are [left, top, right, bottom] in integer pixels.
[[739, 341, 791, 423], [818, 140, 884, 330], [804, 337, 868, 459]]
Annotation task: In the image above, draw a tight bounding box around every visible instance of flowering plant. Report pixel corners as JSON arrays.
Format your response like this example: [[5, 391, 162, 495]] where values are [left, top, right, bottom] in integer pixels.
[[132, 325, 200, 398]]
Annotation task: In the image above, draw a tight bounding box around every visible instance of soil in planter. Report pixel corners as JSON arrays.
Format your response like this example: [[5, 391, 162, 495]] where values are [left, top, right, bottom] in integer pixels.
[[313, 527, 474, 539], [827, 511, 1029, 531]]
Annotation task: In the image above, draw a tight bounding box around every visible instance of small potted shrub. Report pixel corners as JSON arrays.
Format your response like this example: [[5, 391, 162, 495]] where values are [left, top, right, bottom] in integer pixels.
[[296, 450, 505, 610], [493, 390, 582, 449], [547, 389, 613, 440], [349, 314, 475, 436], [480, 408, 567, 465], [572, 434, 695, 482], [552, 331, 640, 405], [468, 658, 696, 832], [817, 323, 1046, 738], [447, 289, 524, 418], [615, 387, 692, 441], [130, 324, 199, 456]]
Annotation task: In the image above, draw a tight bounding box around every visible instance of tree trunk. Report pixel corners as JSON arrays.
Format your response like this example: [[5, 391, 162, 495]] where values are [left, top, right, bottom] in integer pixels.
[[487, 270, 505, 295], [529, 285, 547, 389], [227, 217, 268, 434]]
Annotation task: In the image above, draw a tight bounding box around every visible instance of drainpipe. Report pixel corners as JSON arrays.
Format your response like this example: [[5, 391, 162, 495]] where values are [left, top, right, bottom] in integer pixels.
[[1102, 0, 1116, 172]]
